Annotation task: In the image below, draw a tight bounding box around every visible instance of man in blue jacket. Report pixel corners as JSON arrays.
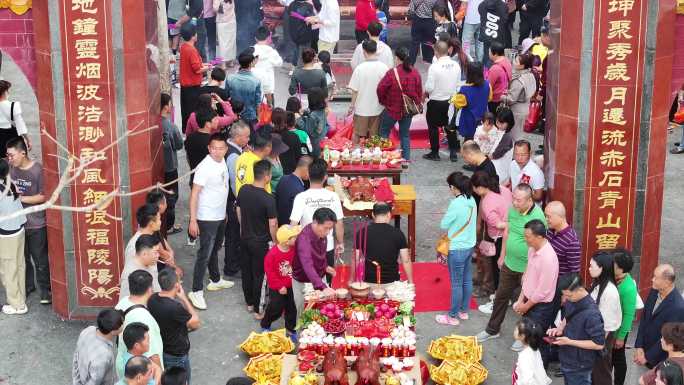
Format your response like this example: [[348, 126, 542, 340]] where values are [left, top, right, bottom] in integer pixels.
[[635, 264, 684, 368]]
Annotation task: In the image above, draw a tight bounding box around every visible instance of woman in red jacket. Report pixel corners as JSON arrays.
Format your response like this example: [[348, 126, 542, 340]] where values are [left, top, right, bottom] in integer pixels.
[[355, 0, 378, 43], [376, 47, 423, 165]]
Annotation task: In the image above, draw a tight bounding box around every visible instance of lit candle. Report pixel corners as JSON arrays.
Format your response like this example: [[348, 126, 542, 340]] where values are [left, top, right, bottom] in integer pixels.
[[372, 261, 381, 285]]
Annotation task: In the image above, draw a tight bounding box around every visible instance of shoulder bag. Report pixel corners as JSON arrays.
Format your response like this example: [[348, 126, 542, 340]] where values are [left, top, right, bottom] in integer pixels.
[[436, 206, 474, 261], [393, 68, 422, 116]]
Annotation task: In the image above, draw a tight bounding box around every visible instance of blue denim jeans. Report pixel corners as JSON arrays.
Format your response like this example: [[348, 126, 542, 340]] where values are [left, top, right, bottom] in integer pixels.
[[561, 368, 591, 385], [163, 353, 191, 384], [678, 123, 684, 150], [447, 248, 473, 317], [462, 23, 483, 63], [379, 111, 413, 160]]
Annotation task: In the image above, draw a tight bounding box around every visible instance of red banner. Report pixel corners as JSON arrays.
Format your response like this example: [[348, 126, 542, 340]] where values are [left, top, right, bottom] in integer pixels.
[[583, 0, 647, 259], [60, 0, 124, 306]]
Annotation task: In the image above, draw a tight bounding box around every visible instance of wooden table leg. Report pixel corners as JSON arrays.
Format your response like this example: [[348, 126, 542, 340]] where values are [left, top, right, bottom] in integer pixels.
[[409, 201, 416, 261]]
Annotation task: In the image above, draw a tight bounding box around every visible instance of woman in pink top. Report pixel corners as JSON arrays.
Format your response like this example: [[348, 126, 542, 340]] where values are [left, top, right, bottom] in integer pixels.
[[185, 93, 236, 135], [472, 171, 512, 296]]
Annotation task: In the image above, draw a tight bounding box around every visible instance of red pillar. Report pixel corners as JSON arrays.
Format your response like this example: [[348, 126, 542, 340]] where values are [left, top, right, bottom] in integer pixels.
[[545, 0, 677, 294], [33, 0, 162, 319]]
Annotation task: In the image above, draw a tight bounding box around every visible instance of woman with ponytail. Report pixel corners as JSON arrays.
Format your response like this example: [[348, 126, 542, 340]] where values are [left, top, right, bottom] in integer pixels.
[[376, 46, 424, 164], [471, 171, 512, 298]]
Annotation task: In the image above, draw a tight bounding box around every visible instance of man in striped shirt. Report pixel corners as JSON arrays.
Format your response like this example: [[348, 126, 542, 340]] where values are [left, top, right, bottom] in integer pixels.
[[544, 201, 581, 276]]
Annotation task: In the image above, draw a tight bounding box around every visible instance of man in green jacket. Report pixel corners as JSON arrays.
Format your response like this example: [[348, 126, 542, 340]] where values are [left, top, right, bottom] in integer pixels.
[[612, 249, 638, 385], [476, 183, 546, 350]]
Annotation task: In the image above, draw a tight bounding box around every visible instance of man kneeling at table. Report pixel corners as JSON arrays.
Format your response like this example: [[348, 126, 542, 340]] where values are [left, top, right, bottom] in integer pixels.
[[355, 203, 414, 286]]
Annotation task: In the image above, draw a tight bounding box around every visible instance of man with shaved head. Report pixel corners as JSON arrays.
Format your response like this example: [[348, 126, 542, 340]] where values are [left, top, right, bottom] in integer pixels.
[[545, 201, 580, 277], [635, 264, 684, 368]]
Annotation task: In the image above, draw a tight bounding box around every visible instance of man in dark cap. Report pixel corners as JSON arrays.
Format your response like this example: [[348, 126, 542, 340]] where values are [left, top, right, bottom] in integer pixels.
[[225, 48, 262, 128], [179, 23, 210, 134]]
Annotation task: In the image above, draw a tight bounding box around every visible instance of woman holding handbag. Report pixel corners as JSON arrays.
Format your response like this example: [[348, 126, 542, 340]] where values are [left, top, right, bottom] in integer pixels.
[[471, 171, 512, 298], [501, 52, 537, 141], [0, 81, 30, 158], [377, 47, 423, 164], [436, 171, 477, 326]]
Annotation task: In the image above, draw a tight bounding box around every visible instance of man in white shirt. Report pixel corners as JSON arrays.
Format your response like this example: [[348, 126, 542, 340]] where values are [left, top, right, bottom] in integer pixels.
[[187, 133, 235, 310], [311, 0, 340, 54], [509, 139, 545, 202], [252, 26, 283, 107], [350, 21, 394, 70], [423, 41, 461, 161], [119, 234, 162, 299], [290, 158, 344, 283], [461, 0, 485, 62], [347, 39, 390, 144]]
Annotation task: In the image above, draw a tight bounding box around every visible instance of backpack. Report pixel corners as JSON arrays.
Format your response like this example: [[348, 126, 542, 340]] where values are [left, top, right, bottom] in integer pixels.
[[297, 110, 322, 138], [288, 1, 314, 45]]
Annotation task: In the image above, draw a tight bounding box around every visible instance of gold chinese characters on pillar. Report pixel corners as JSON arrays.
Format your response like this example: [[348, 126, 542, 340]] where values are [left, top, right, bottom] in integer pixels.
[[583, 0, 646, 258], [60, 0, 124, 306]]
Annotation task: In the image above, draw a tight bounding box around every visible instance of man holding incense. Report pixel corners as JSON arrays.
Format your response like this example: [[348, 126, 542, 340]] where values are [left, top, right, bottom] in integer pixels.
[[355, 203, 413, 285]]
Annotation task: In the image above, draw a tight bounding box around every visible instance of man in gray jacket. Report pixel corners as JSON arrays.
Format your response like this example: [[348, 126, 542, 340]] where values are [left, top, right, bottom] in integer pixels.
[[161, 93, 184, 235]]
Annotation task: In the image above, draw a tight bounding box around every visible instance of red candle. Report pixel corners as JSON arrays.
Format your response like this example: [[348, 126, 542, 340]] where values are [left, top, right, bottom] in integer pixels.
[[372, 261, 381, 285]]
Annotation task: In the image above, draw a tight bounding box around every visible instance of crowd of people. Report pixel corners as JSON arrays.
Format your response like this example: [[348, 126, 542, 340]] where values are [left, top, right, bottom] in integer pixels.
[[1, 1, 684, 385]]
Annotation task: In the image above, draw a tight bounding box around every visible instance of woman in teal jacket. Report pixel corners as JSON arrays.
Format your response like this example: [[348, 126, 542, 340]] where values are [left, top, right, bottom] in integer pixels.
[[436, 172, 477, 326]]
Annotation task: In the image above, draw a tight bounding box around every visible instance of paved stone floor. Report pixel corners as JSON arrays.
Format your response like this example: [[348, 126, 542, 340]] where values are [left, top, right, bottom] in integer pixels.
[[1, 25, 683, 385]]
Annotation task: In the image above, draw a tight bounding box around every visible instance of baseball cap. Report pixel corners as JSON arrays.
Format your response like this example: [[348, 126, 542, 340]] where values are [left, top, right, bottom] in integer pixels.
[[520, 38, 536, 54], [277, 225, 302, 244]]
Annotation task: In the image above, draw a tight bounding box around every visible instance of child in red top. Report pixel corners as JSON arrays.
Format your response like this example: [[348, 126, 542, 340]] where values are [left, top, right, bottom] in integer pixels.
[[261, 225, 302, 338], [354, 0, 377, 43]]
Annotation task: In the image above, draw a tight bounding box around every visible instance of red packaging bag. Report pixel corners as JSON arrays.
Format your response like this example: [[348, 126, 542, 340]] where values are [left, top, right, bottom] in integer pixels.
[[373, 178, 395, 203]]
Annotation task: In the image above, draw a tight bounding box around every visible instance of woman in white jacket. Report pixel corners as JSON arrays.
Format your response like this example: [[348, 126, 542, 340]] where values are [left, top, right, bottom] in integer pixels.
[[588, 251, 622, 385], [513, 318, 552, 385], [214, 0, 237, 66]]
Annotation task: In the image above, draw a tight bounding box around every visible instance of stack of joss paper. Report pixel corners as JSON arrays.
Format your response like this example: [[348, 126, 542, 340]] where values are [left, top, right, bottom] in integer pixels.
[[240, 328, 295, 356], [243, 353, 284, 385], [427, 335, 487, 385]]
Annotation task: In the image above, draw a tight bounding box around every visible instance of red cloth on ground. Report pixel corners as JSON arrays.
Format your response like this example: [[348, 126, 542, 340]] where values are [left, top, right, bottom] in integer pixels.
[[355, 0, 377, 31], [264, 245, 295, 290], [179, 42, 204, 87]]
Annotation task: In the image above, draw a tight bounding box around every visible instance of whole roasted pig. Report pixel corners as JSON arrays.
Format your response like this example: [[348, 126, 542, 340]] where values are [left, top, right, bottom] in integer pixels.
[[348, 177, 375, 202], [354, 346, 381, 385], [323, 346, 349, 385]]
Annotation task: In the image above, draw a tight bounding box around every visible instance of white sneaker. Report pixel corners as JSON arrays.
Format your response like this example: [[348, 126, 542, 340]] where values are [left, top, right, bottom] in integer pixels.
[[187, 291, 207, 310], [207, 278, 234, 291], [2, 304, 28, 315], [478, 300, 494, 314], [475, 330, 500, 343], [511, 340, 525, 352]]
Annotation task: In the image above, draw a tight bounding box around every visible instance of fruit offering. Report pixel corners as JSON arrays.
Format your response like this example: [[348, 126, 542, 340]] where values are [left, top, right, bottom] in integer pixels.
[[320, 303, 344, 319], [239, 329, 295, 356], [298, 309, 328, 329], [374, 302, 397, 319], [324, 318, 346, 335], [363, 135, 394, 149]]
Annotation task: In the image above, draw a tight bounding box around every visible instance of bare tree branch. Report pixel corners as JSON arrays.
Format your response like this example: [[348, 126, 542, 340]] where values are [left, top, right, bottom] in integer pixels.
[[0, 122, 183, 223]]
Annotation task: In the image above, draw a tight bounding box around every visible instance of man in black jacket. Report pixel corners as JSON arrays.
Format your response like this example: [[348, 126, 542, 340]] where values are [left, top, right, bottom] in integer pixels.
[[517, 0, 548, 45], [478, 0, 508, 67], [288, 0, 317, 65], [635, 264, 684, 368]]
